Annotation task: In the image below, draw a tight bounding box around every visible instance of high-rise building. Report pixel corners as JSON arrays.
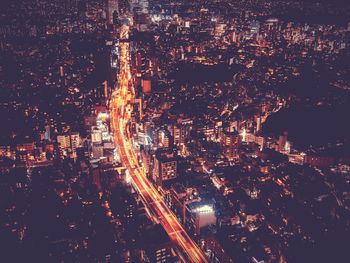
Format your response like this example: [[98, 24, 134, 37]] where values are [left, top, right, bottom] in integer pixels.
[[91, 129, 103, 144], [172, 125, 181, 146], [185, 201, 217, 235], [157, 129, 172, 148], [57, 134, 71, 157], [220, 129, 241, 159], [141, 149, 152, 176], [152, 149, 177, 186], [245, 133, 265, 151], [70, 132, 80, 153], [57, 133, 80, 158], [57, 135, 71, 149], [106, 0, 118, 24], [44, 125, 51, 141], [278, 132, 288, 152], [256, 116, 262, 132]]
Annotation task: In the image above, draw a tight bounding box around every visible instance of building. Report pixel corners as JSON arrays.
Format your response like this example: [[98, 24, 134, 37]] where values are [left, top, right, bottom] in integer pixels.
[[91, 129, 103, 144], [57, 134, 71, 157], [205, 237, 234, 263], [57, 135, 71, 149], [84, 115, 97, 130], [141, 78, 152, 94], [152, 149, 177, 186], [141, 149, 152, 176], [278, 132, 288, 152], [16, 142, 35, 153], [255, 116, 262, 132], [16, 141, 36, 162], [185, 201, 217, 235], [245, 133, 265, 151], [171, 122, 192, 147], [70, 132, 80, 153], [156, 129, 172, 149], [220, 130, 240, 160], [107, 0, 118, 24], [172, 124, 181, 146], [142, 224, 178, 263], [57, 133, 80, 158], [167, 185, 217, 235], [197, 124, 216, 141], [130, 0, 149, 15], [44, 125, 51, 141], [92, 144, 104, 159]]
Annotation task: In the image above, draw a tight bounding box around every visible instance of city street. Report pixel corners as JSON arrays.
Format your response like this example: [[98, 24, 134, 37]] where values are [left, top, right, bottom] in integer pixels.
[[110, 25, 208, 263]]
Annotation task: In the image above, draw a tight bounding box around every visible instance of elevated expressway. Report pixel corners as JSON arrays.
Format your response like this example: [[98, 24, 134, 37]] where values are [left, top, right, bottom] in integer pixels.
[[110, 26, 208, 263]]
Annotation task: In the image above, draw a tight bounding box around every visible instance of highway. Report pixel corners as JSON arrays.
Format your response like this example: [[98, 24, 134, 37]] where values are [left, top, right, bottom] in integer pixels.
[[110, 25, 208, 263]]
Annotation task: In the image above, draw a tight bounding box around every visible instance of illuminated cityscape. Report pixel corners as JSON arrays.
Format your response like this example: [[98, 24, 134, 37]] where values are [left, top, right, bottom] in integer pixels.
[[0, 0, 350, 262]]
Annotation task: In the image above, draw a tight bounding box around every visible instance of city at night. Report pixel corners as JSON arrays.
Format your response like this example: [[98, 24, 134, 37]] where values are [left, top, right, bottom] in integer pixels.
[[0, 0, 349, 262]]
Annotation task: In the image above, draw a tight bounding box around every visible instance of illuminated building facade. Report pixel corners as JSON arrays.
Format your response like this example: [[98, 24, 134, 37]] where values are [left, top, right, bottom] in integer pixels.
[[186, 201, 216, 235], [57, 133, 80, 158]]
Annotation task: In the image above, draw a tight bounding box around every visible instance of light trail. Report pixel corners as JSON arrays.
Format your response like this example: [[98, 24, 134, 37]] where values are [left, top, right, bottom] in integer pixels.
[[110, 25, 208, 263]]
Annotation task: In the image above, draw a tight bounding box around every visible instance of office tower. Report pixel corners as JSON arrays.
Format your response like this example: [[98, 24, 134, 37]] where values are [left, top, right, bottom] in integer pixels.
[[152, 149, 177, 186]]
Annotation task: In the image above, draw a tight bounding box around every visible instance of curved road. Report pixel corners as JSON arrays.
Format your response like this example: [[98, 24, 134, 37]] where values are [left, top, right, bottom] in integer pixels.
[[110, 26, 208, 263]]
